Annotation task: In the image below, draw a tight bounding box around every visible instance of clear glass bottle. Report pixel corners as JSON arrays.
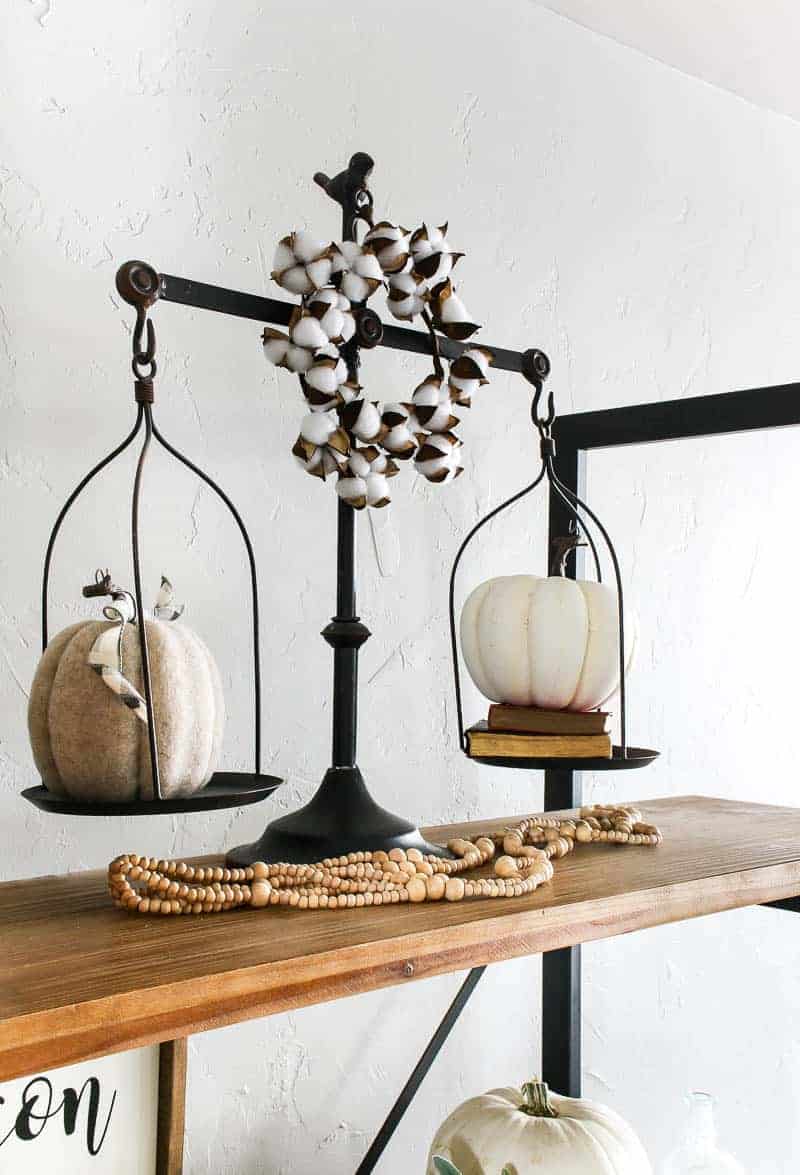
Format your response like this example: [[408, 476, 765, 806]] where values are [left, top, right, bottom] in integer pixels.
[[661, 1092, 746, 1174]]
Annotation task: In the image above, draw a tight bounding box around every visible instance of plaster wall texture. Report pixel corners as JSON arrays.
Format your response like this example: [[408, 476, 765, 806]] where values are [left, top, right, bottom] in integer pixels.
[[2, 1, 800, 1171]]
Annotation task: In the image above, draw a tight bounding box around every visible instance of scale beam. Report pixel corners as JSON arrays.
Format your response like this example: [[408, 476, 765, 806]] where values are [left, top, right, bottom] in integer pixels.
[[159, 271, 530, 374]]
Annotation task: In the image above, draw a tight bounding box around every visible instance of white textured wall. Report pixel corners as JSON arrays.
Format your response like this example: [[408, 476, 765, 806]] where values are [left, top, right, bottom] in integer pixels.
[[3, 1, 800, 1171]]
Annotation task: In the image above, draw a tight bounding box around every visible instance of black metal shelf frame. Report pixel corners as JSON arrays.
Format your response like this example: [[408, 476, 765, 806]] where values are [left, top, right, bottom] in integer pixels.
[[148, 254, 800, 1168]]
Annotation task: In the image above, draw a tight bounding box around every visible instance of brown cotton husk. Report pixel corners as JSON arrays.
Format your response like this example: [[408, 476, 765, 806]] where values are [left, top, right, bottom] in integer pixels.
[[450, 345, 494, 383], [429, 280, 480, 341]]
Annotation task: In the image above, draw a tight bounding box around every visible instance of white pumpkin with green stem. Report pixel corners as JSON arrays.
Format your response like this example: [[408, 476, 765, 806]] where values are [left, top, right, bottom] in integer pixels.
[[428, 1079, 652, 1175]]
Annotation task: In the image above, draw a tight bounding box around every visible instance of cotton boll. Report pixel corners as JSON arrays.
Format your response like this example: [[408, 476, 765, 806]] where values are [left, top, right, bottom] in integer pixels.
[[292, 230, 330, 264], [387, 290, 420, 320], [303, 363, 341, 397], [348, 450, 372, 479], [272, 232, 334, 295], [429, 279, 480, 341], [341, 272, 371, 303], [382, 426, 418, 456], [353, 250, 383, 282], [280, 265, 315, 295], [286, 344, 314, 373], [331, 240, 360, 272], [448, 376, 479, 406], [448, 345, 493, 405], [364, 222, 411, 274], [339, 398, 383, 443], [387, 269, 427, 320], [441, 292, 470, 324], [336, 475, 368, 509], [306, 256, 333, 289], [381, 406, 420, 458], [366, 473, 391, 507], [421, 403, 458, 433], [262, 328, 289, 367], [308, 287, 339, 310], [273, 240, 295, 273], [457, 345, 493, 382], [369, 451, 399, 478], [414, 432, 463, 482], [332, 242, 383, 302], [411, 376, 458, 432], [302, 349, 349, 410], [338, 379, 361, 404], [338, 310, 356, 343], [318, 305, 345, 341], [390, 270, 427, 297], [291, 313, 329, 351], [411, 376, 443, 412], [300, 410, 337, 447]]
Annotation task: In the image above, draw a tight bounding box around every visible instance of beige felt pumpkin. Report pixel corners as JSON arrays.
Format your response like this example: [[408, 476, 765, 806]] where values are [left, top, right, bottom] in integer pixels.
[[460, 572, 630, 711], [28, 617, 225, 802], [428, 1080, 652, 1175]]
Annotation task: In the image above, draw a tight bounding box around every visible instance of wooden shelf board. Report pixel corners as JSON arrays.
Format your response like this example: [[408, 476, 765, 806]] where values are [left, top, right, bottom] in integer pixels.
[[2, 795, 800, 1080]]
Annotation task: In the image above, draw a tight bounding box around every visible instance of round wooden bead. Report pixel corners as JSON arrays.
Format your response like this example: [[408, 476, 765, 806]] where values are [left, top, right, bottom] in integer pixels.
[[406, 877, 427, 903], [426, 874, 446, 901], [250, 880, 272, 908], [494, 855, 519, 878], [252, 862, 269, 880], [445, 877, 465, 902]]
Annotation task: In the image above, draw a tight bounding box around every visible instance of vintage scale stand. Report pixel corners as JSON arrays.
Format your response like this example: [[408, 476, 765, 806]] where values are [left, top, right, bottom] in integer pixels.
[[23, 151, 656, 863]]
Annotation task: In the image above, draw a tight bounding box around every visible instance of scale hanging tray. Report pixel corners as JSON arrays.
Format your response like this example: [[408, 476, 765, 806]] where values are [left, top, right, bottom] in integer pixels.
[[466, 747, 658, 771], [21, 771, 282, 816], [464, 724, 659, 772]]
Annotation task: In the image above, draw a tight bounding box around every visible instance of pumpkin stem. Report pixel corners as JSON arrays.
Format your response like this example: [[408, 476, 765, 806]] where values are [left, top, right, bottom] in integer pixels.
[[550, 534, 587, 577], [520, 1080, 559, 1118]]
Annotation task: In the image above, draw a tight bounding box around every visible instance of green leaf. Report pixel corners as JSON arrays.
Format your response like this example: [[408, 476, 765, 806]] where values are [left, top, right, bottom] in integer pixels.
[[433, 1158, 462, 1175]]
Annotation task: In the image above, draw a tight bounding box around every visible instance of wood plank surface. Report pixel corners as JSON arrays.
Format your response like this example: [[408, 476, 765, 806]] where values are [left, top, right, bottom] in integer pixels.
[[2, 795, 800, 1080]]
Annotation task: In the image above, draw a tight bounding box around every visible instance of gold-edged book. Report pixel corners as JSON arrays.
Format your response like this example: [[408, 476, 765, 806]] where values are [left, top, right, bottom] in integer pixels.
[[487, 704, 610, 736], [467, 721, 612, 759]]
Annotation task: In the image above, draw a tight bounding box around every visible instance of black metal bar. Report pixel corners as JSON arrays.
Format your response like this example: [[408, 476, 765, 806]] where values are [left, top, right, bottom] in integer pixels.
[[41, 407, 144, 650], [158, 272, 526, 374], [555, 382, 800, 450], [448, 464, 547, 752], [131, 403, 162, 801], [355, 966, 486, 1175], [541, 440, 585, 1098], [151, 421, 262, 774], [763, 898, 800, 913], [542, 768, 583, 1099]]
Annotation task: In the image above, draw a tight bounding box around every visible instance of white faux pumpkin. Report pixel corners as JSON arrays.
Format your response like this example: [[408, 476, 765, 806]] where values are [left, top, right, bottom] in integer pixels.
[[429, 1079, 652, 1175], [28, 615, 225, 803], [460, 573, 625, 711]]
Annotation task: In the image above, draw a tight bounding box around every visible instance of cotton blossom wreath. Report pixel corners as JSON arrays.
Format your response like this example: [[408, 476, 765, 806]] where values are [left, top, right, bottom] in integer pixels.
[[262, 221, 493, 508]]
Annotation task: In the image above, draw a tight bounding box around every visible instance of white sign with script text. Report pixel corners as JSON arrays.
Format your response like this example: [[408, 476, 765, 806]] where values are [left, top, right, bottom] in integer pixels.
[[0, 1046, 159, 1173]]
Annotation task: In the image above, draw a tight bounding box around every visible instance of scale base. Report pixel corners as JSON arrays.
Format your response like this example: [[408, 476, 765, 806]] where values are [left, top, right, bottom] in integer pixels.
[[226, 765, 451, 865]]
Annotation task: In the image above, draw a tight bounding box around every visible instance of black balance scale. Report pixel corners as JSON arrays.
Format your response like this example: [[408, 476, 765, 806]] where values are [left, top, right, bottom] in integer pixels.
[[23, 152, 657, 861]]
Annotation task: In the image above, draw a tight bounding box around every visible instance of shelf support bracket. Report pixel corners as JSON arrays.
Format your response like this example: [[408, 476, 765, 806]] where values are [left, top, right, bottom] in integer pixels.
[[354, 965, 486, 1174]]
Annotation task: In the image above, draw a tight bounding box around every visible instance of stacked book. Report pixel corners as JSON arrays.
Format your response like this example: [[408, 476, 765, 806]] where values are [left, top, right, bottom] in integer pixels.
[[467, 705, 612, 759]]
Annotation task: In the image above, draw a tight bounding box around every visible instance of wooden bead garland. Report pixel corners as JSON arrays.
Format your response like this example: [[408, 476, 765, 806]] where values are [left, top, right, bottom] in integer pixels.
[[107, 805, 662, 917]]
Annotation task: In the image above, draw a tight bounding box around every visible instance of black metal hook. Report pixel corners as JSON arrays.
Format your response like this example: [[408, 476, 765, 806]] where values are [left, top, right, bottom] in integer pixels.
[[520, 348, 555, 437], [116, 261, 159, 391]]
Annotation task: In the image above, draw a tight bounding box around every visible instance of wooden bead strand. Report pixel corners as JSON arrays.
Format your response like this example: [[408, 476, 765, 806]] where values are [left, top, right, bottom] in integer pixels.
[[108, 804, 662, 916]]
